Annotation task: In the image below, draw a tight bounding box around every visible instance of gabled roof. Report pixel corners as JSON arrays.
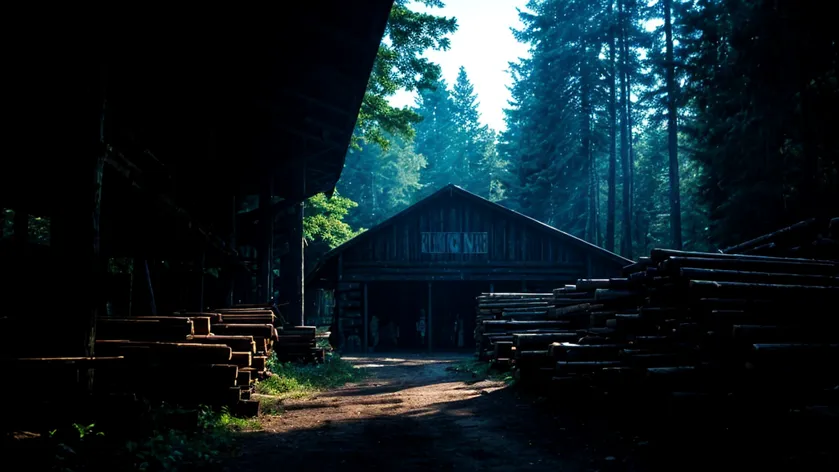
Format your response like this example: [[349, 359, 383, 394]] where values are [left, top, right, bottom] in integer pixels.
[[310, 184, 632, 278]]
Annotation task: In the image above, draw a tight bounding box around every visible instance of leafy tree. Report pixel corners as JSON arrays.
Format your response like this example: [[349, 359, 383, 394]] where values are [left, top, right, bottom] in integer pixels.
[[354, 0, 458, 150], [303, 192, 365, 250]]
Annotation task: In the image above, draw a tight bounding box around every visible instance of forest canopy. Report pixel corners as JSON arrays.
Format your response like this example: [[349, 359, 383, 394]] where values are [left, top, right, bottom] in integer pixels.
[[305, 0, 839, 261]]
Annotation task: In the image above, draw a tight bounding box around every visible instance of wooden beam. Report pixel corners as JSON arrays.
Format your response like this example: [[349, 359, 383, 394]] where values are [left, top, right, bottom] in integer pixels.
[[342, 274, 584, 282], [363, 283, 368, 354], [258, 177, 274, 302], [428, 282, 433, 354]]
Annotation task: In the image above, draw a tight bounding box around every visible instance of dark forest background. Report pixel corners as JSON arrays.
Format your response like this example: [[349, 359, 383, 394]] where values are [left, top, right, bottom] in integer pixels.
[[302, 0, 839, 263]]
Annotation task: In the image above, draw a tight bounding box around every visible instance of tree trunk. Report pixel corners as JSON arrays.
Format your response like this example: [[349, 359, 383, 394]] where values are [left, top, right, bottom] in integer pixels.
[[606, 0, 618, 253], [619, 0, 633, 258], [664, 0, 683, 249], [581, 36, 596, 244]]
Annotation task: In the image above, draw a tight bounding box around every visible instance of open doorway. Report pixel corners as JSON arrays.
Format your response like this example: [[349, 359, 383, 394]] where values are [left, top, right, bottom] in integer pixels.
[[366, 281, 427, 352]]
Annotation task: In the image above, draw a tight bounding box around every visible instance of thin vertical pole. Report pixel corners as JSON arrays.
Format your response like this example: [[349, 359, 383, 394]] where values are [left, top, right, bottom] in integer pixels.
[[145, 259, 157, 316], [198, 250, 205, 312], [363, 283, 368, 354], [427, 282, 433, 354]]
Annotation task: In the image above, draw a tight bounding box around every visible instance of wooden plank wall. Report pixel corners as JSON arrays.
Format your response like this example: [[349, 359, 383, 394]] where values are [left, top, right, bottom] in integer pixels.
[[342, 193, 590, 268]]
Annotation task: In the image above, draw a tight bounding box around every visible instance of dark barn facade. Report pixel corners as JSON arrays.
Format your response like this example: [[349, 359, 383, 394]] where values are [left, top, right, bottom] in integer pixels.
[[307, 185, 632, 353]]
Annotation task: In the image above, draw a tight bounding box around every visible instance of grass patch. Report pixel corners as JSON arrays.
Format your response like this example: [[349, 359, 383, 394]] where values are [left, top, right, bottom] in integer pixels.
[[256, 352, 365, 400], [215, 408, 261, 432], [447, 359, 515, 385]]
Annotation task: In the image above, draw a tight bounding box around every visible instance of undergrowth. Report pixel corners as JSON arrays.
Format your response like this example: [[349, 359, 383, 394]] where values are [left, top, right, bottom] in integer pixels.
[[255, 352, 365, 401], [447, 359, 515, 385], [6, 402, 253, 471]]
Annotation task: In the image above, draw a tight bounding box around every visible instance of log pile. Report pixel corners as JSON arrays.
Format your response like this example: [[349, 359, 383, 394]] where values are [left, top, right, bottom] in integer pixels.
[[209, 305, 324, 364], [475, 241, 839, 419], [721, 217, 839, 260], [94, 313, 260, 416], [474, 292, 584, 369]]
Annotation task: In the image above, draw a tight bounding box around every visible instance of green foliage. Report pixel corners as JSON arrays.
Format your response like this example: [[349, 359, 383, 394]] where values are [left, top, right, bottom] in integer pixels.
[[256, 352, 365, 399], [415, 70, 505, 200], [339, 134, 427, 229], [354, 0, 458, 150], [303, 191, 365, 250], [1, 208, 50, 245], [1, 208, 12, 239], [446, 360, 514, 385], [24, 403, 247, 472]]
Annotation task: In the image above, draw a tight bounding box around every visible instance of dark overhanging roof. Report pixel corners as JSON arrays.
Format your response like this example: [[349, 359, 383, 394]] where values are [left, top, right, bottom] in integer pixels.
[[308, 184, 633, 280], [3, 2, 395, 218]]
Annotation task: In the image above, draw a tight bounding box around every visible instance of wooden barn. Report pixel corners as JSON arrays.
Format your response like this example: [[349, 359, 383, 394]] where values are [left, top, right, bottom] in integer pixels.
[[307, 185, 632, 353]]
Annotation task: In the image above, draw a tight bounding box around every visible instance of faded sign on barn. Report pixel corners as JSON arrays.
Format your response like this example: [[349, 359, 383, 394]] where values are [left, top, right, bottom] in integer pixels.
[[421, 232, 488, 254]]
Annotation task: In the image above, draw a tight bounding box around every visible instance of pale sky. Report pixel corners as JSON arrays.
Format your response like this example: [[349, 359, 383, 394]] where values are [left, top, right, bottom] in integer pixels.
[[388, 0, 531, 132]]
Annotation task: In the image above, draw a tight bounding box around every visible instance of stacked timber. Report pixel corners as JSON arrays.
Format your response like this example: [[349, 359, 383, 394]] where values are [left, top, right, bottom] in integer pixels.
[[549, 248, 839, 418], [95, 313, 260, 416], [474, 217, 839, 421], [475, 292, 583, 371], [211, 305, 323, 364], [721, 217, 839, 260]]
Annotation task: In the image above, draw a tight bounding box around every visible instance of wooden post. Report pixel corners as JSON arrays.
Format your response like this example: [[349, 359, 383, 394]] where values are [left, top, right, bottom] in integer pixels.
[[363, 283, 368, 354], [336, 254, 344, 349], [427, 282, 433, 353], [258, 178, 274, 302], [228, 195, 237, 306], [489, 283, 494, 294], [287, 201, 305, 326], [197, 249, 205, 312]]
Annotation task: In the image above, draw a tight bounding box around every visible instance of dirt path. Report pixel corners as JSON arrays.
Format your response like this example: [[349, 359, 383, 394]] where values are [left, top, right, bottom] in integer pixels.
[[226, 354, 598, 472]]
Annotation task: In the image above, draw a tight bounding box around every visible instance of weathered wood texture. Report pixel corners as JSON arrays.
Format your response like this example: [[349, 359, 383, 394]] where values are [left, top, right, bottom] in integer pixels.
[[315, 186, 628, 283]]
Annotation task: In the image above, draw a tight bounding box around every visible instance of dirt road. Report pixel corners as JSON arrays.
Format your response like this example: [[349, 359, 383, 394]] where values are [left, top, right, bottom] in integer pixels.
[[226, 354, 601, 472]]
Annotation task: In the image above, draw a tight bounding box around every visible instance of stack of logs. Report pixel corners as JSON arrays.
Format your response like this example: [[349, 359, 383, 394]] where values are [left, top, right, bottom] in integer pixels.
[[7, 303, 326, 420], [476, 222, 839, 419], [93, 308, 272, 416], [721, 217, 839, 260]]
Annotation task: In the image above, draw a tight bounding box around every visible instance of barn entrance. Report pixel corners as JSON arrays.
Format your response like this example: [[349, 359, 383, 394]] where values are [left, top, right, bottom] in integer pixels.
[[365, 281, 518, 353]]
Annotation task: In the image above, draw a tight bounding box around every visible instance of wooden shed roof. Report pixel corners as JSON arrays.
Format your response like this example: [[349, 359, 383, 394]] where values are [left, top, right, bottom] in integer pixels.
[[309, 184, 633, 280]]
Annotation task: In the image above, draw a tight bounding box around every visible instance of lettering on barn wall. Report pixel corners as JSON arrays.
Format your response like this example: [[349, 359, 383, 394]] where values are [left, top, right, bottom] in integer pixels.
[[421, 232, 488, 254]]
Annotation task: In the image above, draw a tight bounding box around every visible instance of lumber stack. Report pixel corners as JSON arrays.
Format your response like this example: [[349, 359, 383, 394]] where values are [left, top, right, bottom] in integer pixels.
[[473, 217, 839, 421], [552, 248, 839, 418], [95, 313, 259, 415], [721, 217, 839, 260], [474, 292, 583, 370], [211, 305, 323, 364]]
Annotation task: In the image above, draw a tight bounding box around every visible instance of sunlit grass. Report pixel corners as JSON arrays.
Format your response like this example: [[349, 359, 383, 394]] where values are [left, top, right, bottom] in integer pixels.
[[255, 352, 366, 401], [447, 359, 515, 384]]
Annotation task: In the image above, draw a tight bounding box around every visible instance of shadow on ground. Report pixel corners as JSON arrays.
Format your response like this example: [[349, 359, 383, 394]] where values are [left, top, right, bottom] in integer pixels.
[[226, 353, 838, 472]]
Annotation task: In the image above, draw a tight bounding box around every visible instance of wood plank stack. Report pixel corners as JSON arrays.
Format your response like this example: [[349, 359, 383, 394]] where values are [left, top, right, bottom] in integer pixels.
[[210, 305, 323, 364], [95, 313, 259, 416]]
